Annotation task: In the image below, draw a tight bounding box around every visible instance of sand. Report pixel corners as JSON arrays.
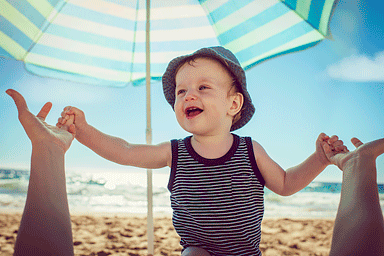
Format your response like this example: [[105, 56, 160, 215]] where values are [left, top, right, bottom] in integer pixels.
[[0, 213, 334, 256]]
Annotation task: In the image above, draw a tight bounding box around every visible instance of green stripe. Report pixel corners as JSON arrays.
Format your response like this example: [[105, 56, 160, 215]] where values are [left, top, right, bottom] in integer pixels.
[[0, 0, 39, 41], [319, 0, 336, 36], [295, 0, 312, 20], [241, 29, 323, 68], [0, 31, 27, 59], [26, 0, 54, 18]]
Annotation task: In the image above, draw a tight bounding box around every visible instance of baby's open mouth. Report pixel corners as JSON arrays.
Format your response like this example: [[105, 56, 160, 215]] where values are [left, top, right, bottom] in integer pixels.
[[185, 107, 203, 117]]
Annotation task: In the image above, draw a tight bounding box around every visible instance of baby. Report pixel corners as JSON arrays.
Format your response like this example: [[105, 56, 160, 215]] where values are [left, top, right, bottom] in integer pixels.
[[58, 46, 347, 255]]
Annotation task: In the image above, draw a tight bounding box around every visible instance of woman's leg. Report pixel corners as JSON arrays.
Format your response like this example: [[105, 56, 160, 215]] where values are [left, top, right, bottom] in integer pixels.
[[329, 138, 384, 256]]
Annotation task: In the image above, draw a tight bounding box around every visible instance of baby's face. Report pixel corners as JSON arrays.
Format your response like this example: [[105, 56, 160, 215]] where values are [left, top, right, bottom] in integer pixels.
[[174, 57, 236, 135]]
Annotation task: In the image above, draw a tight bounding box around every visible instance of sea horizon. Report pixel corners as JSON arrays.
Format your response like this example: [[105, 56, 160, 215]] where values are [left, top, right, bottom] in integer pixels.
[[1, 168, 383, 218]]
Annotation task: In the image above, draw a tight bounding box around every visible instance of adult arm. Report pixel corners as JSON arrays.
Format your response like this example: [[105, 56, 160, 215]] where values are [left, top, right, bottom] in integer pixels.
[[328, 137, 384, 256], [7, 89, 75, 256]]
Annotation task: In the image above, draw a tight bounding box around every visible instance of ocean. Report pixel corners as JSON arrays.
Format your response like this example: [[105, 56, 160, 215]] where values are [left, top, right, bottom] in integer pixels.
[[1, 168, 383, 218]]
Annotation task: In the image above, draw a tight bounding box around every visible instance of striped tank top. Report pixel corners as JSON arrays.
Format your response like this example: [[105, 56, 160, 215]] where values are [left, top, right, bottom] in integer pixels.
[[168, 134, 265, 256]]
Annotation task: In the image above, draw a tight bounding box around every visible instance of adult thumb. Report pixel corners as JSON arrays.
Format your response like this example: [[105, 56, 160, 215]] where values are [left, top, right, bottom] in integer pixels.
[[322, 141, 332, 158], [6, 89, 29, 116]]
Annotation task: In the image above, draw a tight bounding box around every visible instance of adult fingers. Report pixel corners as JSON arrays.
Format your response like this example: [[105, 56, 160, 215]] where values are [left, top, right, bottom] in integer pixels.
[[36, 102, 53, 121]]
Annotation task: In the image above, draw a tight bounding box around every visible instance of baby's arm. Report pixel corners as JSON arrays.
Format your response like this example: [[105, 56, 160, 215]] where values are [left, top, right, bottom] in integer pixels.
[[57, 107, 171, 169], [254, 133, 346, 196]]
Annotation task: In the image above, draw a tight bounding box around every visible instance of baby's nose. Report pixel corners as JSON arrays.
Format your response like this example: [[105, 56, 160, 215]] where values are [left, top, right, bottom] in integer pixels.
[[185, 91, 197, 101]]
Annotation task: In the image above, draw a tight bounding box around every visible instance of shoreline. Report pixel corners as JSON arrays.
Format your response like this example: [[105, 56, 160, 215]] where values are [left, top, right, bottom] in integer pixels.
[[1, 212, 335, 256]]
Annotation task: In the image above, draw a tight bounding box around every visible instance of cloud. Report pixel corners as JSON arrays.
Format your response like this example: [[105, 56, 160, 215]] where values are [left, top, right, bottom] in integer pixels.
[[327, 51, 384, 82]]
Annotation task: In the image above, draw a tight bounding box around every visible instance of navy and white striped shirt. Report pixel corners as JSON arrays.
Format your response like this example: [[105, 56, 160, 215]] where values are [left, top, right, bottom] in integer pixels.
[[168, 134, 265, 256]]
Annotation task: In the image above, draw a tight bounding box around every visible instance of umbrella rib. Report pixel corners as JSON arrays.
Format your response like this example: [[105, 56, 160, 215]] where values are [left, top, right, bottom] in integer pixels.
[[129, 0, 140, 84], [23, 0, 69, 60]]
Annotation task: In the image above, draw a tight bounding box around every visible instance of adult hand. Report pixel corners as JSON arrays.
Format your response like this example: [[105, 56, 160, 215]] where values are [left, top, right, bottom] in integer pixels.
[[316, 133, 348, 166], [6, 89, 75, 153], [324, 137, 384, 170]]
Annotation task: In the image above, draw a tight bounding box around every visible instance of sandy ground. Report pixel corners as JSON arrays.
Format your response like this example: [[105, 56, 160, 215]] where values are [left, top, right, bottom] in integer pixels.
[[0, 213, 334, 255]]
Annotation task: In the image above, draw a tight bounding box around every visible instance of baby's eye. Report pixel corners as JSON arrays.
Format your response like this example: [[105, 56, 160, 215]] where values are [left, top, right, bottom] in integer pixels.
[[177, 89, 186, 95], [199, 85, 209, 90]]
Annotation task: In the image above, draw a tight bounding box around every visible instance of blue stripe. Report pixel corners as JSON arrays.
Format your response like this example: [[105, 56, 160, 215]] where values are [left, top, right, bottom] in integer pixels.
[[151, 16, 212, 30], [236, 20, 314, 66], [151, 38, 219, 52], [0, 46, 15, 59], [207, 0, 254, 23], [151, 0, 200, 8], [45, 23, 218, 53], [30, 43, 168, 74], [25, 62, 162, 86], [6, 0, 47, 29], [282, 0, 297, 10], [243, 40, 320, 71], [62, 3, 136, 30], [46, 24, 134, 50], [60, 3, 214, 32], [0, 16, 33, 51], [102, 0, 137, 8], [218, 3, 289, 45], [308, 0, 327, 30], [25, 62, 128, 86], [47, 0, 62, 8], [30, 44, 129, 71]]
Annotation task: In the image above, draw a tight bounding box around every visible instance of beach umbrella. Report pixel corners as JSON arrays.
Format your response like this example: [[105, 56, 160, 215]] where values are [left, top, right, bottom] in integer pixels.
[[0, 0, 338, 254]]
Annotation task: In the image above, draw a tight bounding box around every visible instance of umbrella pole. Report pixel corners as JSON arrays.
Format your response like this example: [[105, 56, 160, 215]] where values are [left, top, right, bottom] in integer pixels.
[[145, 0, 154, 255]]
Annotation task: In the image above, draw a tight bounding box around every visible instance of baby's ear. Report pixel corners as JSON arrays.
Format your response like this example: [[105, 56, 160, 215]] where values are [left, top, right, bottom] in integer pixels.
[[229, 92, 244, 116]]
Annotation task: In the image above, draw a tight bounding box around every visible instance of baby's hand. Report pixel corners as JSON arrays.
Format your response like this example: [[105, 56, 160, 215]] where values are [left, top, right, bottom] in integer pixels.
[[320, 134, 350, 168], [317, 133, 349, 167], [57, 114, 76, 135], [56, 106, 87, 135]]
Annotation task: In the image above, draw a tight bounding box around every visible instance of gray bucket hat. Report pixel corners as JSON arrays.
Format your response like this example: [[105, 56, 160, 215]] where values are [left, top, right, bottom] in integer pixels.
[[162, 46, 255, 131]]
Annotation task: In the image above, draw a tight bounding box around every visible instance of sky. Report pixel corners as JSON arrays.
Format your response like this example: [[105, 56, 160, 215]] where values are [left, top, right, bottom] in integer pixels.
[[1, 0, 383, 183]]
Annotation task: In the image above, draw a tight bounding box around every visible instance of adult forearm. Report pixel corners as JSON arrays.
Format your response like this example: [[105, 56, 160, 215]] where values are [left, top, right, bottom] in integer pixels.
[[330, 152, 384, 256], [14, 142, 73, 255]]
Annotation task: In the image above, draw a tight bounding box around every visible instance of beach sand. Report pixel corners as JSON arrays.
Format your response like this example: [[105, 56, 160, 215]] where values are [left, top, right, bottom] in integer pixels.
[[0, 213, 334, 255]]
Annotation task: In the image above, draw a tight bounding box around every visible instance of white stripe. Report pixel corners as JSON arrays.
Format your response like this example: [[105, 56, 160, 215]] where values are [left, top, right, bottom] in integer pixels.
[[24, 53, 134, 82], [150, 26, 217, 42], [201, 0, 229, 13], [70, 0, 137, 20], [52, 13, 135, 41], [52, 13, 216, 42], [70, 0, 208, 21], [35, 33, 193, 63]]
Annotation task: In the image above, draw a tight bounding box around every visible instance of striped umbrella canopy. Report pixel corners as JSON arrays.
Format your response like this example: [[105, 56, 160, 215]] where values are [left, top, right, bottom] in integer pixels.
[[0, 0, 338, 254], [1, 0, 337, 86]]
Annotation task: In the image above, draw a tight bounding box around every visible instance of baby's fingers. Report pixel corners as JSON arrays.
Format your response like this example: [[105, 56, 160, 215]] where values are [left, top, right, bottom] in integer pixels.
[[61, 106, 73, 118], [61, 115, 75, 135]]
